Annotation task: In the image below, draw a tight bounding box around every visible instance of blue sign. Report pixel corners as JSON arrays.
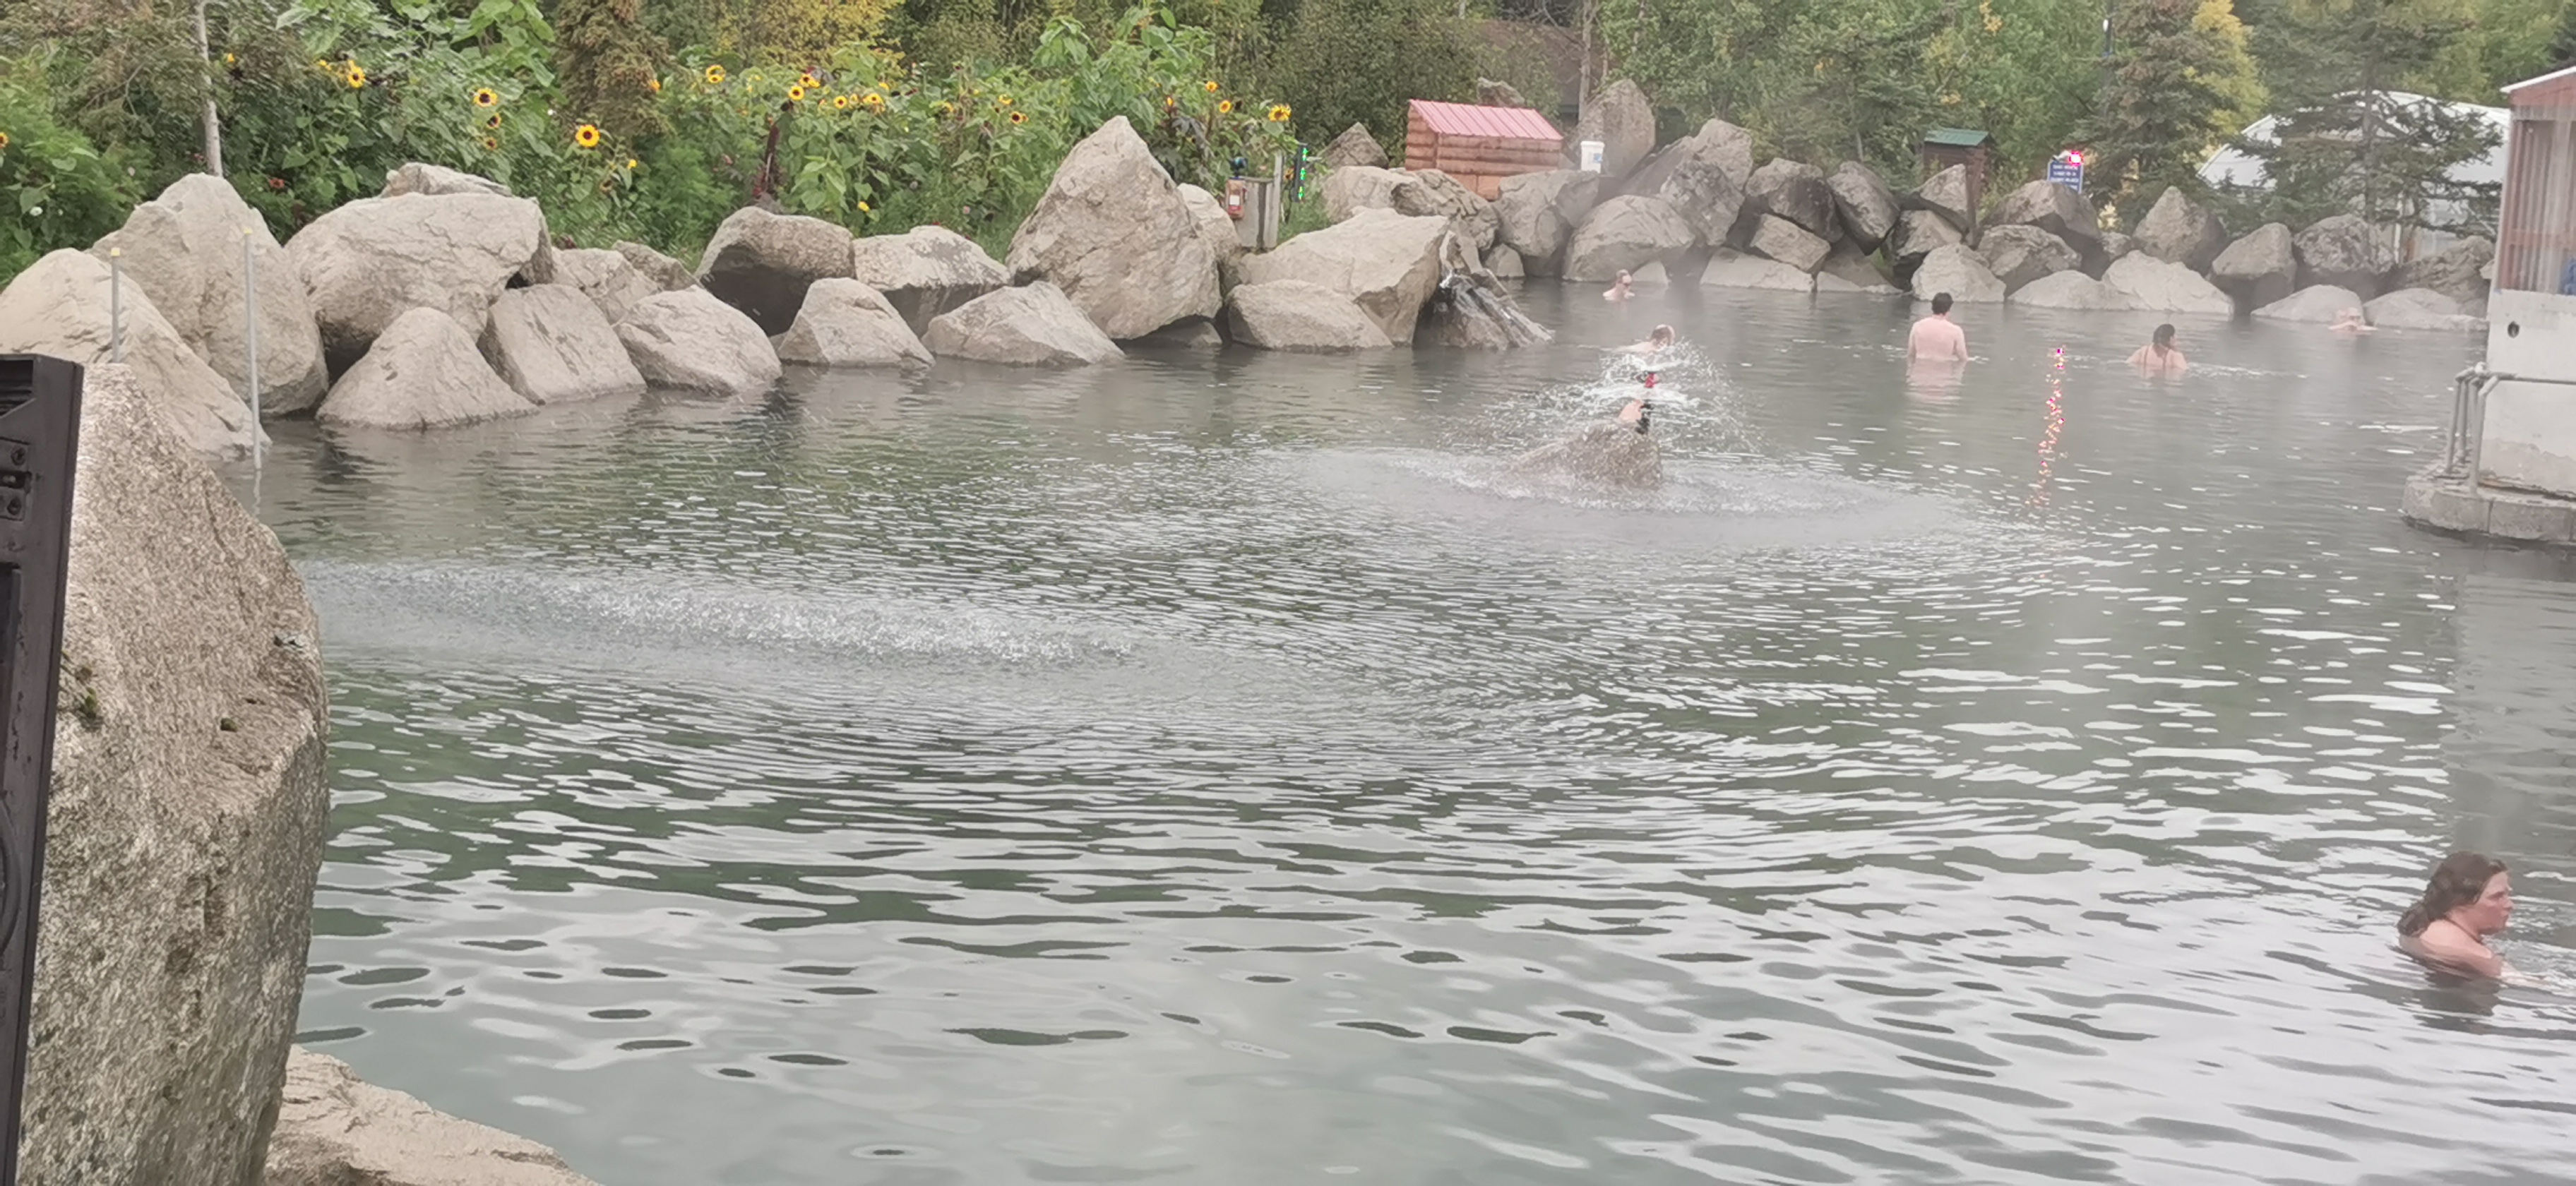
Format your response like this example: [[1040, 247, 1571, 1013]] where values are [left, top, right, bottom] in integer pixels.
[[2047, 152, 2085, 193]]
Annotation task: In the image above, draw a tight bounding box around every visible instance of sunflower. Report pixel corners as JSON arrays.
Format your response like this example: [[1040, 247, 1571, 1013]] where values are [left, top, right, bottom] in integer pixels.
[[861, 92, 886, 109], [996, 94, 1013, 107], [787, 84, 807, 102], [573, 123, 602, 148], [485, 112, 503, 130], [624, 157, 638, 170], [1266, 104, 1291, 123], [1216, 99, 1233, 115], [314, 58, 330, 71], [649, 78, 662, 93], [832, 94, 850, 110], [1163, 95, 1177, 110], [222, 52, 236, 65], [1008, 109, 1026, 125], [703, 64, 726, 85], [482, 136, 499, 151], [344, 65, 366, 89], [857, 200, 871, 212], [1203, 80, 1220, 92], [799, 71, 818, 89], [0, 131, 10, 151], [472, 88, 499, 108]]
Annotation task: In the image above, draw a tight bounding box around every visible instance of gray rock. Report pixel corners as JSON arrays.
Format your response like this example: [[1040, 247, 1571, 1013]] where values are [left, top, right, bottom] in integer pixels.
[[1006, 116, 1220, 340], [615, 287, 785, 397], [1236, 207, 1448, 342], [1888, 209, 1966, 285], [848, 224, 1010, 337], [2100, 253, 2234, 315], [1324, 167, 1497, 251], [1827, 162, 1900, 252], [615, 241, 698, 291], [287, 192, 546, 369], [1979, 224, 2080, 292], [1323, 123, 1388, 170], [2098, 230, 2140, 270], [1176, 183, 1244, 272], [1508, 421, 1660, 489], [1419, 270, 1554, 350], [1748, 215, 1830, 273], [1324, 165, 1414, 223], [320, 307, 535, 429], [696, 205, 856, 335], [1690, 119, 1757, 188], [2254, 284, 2366, 323], [775, 278, 934, 369], [266, 1048, 600, 1186], [2294, 214, 2395, 299], [547, 248, 660, 325], [1744, 160, 1838, 241], [1700, 249, 1815, 292], [1563, 195, 1696, 282], [1407, 169, 1501, 252], [2212, 223, 2296, 309], [1137, 318, 1224, 349], [1226, 280, 1394, 352], [2009, 270, 2130, 310], [91, 173, 328, 414], [1909, 244, 2005, 304], [2363, 287, 2480, 332], [1907, 164, 1974, 231], [1477, 78, 1532, 109], [380, 162, 511, 198], [924, 282, 1123, 366], [16, 362, 324, 1186], [1622, 119, 1754, 243], [1486, 245, 1525, 278], [1632, 260, 1670, 285], [1495, 169, 1602, 275], [1988, 179, 2101, 259], [480, 284, 648, 405], [1816, 243, 1896, 293], [0, 249, 258, 456], [2133, 187, 2228, 272], [2397, 236, 2494, 305], [1574, 79, 1656, 179]]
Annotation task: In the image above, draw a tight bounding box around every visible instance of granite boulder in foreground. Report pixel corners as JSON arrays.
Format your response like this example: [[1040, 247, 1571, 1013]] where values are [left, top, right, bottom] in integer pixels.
[[615, 287, 785, 397], [265, 1048, 600, 1186], [924, 282, 1123, 366], [17, 363, 327, 1185]]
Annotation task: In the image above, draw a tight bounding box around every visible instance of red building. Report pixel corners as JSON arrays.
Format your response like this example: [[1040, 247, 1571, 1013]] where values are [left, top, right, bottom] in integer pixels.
[[1401, 100, 1564, 201]]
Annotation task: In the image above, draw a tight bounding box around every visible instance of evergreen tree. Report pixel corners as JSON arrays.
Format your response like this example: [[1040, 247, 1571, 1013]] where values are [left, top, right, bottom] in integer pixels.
[[1266, 0, 1476, 148], [2088, 0, 2262, 208], [2553, 0, 2576, 66], [556, 0, 669, 139], [2237, 0, 2500, 231]]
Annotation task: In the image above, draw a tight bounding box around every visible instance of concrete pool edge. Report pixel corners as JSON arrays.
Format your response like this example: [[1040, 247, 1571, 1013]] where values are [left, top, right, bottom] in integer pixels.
[[2404, 464, 2576, 546]]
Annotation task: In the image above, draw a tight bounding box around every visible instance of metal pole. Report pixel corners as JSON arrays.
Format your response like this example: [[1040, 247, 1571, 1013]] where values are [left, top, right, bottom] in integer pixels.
[[191, 0, 224, 176], [107, 248, 124, 364], [242, 227, 261, 464]]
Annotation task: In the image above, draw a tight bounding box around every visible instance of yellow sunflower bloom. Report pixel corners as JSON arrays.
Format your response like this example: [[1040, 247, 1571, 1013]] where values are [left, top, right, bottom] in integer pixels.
[[833, 95, 850, 110], [857, 200, 871, 212], [482, 136, 499, 151], [861, 92, 885, 109], [1267, 104, 1291, 123], [787, 84, 807, 102], [486, 112, 503, 129], [472, 88, 499, 108], [997, 94, 1013, 107], [1216, 99, 1233, 115], [800, 72, 818, 88], [1203, 80, 1220, 92], [0, 132, 11, 151], [649, 78, 662, 92], [1008, 109, 1026, 125], [704, 64, 726, 85], [345, 66, 367, 89], [573, 124, 602, 148], [223, 53, 236, 66], [624, 157, 638, 170]]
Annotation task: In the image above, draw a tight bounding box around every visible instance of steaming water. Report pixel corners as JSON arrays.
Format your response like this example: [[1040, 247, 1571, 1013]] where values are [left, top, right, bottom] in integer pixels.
[[242, 284, 2576, 1185]]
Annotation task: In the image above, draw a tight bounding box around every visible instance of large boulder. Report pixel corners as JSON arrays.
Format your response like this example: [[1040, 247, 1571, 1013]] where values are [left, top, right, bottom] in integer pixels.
[[1563, 195, 1695, 282], [1176, 183, 1245, 272], [480, 284, 647, 405], [1324, 165, 1414, 222], [2397, 236, 2494, 306], [1323, 123, 1388, 170], [615, 241, 697, 292], [14, 361, 326, 1186], [2133, 187, 2227, 273], [1827, 162, 1900, 253], [695, 205, 855, 335], [1476, 78, 1531, 109], [1688, 119, 1757, 188], [2009, 270, 2130, 310], [1623, 125, 1751, 246], [1907, 164, 1974, 232], [1743, 160, 1838, 241], [547, 247, 661, 325], [776, 278, 934, 368], [1700, 249, 1815, 292], [1888, 209, 1965, 285], [1325, 167, 1497, 251], [1236, 207, 1447, 342], [287, 192, 544, 370], [2254, 284, 2366, 323], [1988, 180, 2101, 260], [2294, 214, 2395, 299], [1407, 170, 1501, 251], [2212, 223, 2296, 309], [91, 173, 328, 414], [1816, 244, 1897, 294], [614, 287, 784, 397], [1574, 79, 1655, 179], [1747, 215, 1830, 273], [2363, 287, 2480, 332], [1225, 280, 1393, 352], [848, 224, 1010, 337], [1508, 421, 1659, 489], [1486, 246, 1524, 278], [0, 249, 256, 456], [1495, 169, 1602, 275], [2101, 253, 2234, 314], [2097, 230, 2140, 272], [1979, 224, 2080, 292], [1909, 244, 2005, 304], [379, 162, 511, 198], [923, 282, 1123, 366], [266, 1048, 601, 1186], [318, 307, 535, 429], [1006, 116, 1220, 340]]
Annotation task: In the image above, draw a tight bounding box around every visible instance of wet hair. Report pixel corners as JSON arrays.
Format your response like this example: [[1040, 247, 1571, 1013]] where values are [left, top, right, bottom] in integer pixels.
[[1651, 325, 1675, 345], [2153, 323, 2176, 348], [2399, 852, 2508, 936], [1931, 292, 1953, 315], [1616, 270, 1632, 283]]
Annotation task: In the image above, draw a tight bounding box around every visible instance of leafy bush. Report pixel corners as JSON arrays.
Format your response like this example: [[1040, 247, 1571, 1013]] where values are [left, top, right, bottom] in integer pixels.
[[0, 59, 141, 280]]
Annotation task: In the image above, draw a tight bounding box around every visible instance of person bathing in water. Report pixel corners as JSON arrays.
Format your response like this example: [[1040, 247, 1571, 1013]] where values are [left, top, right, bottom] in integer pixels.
[[1907, 292, 1969, 365], [1604, 270, 1635, 302], [2128, 323, 2187, 376], [1625, 325, 1676, 356], [2399, 851, 2516, 978]]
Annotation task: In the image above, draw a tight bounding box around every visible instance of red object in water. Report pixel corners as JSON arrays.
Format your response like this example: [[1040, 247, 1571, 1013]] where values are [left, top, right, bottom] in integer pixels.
[[1642, 371, 1659, 389]]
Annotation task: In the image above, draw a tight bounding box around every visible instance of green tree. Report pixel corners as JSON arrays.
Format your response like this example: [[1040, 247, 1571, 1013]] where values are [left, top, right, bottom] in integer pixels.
[[2238, 0, 2500, 230], [556, 0, 670, 138], [2088, 0, 2262, 209], [1265, 0, 1476, 148]]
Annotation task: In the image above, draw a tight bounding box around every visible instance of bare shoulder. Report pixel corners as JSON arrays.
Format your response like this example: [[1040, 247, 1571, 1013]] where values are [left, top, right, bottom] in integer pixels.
[[2407, 921, 2505, 978]]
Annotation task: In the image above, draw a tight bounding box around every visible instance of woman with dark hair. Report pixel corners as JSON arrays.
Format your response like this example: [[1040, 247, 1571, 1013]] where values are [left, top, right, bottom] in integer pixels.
[[2399, 852, 2515, 978], [2127, 323, 2188, 376]]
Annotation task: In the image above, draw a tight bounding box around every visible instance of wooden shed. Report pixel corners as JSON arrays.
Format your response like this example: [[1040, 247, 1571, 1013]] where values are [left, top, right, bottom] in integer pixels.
[[1919, 128, 1996, 220], [2495, 64, 2576, 294], [1402, 100, 1563, 200]]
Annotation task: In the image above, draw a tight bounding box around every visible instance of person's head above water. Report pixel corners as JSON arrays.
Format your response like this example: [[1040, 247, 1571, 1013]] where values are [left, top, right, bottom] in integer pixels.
[[2400, 851, 2512, 938], [1931, 292, 1954, 316], [1650, 325, 1675, 347], [2152, 323, 2176, 350]]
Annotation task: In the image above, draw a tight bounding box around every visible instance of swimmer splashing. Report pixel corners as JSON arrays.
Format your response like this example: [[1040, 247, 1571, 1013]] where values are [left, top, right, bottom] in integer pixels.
[[1620, 369, 1656, 434]]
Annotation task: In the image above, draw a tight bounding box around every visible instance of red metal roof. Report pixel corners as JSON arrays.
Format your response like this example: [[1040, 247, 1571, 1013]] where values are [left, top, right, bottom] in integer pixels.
[[1409, 99, 1561, 143]]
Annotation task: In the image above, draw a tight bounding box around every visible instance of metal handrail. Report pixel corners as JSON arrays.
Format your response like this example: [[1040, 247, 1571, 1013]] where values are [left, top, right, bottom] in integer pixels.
[[2440, 363, 2576, 483]]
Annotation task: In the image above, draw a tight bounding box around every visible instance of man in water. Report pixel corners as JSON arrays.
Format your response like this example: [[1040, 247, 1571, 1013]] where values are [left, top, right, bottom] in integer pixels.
[[1907, 292, 1968, 364], [2128, 323, 2187, 376], [1604, 270, 1634, 303], [2399, 851, 2515, 978], [1624, 325, 1676, 356]]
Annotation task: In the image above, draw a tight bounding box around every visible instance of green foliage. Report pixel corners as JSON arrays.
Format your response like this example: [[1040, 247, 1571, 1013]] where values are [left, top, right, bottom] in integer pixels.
[[1266, 0, 1477, 148], [0, 59, 142, 281], [2236, 0, 2502, 230], [2088, 0, 2264, 210], [556, 0, 671, 139]]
